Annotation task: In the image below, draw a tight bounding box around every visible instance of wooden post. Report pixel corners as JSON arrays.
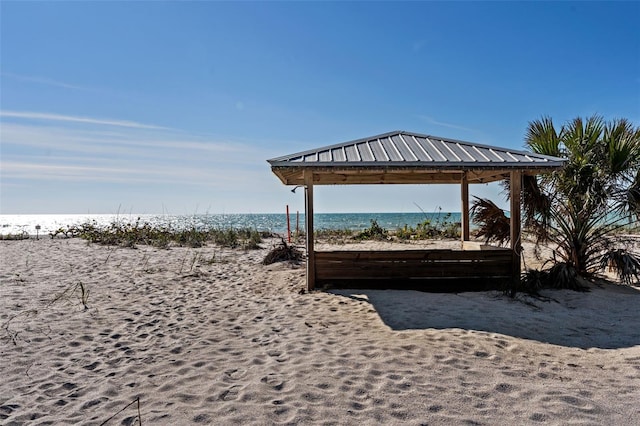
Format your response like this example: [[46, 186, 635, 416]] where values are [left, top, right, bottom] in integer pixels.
[[510, 171, 522, 286], [286, 205, 291, 243], [461, 173, 470, 242], [304, 172, 315, 291]]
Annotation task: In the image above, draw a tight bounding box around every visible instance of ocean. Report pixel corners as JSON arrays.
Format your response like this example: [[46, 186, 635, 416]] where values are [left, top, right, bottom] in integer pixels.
[[0, 212, 463, 237]]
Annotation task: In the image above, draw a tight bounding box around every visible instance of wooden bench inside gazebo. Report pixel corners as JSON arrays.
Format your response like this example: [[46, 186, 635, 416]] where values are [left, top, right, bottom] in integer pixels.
[[268, 131, 565, 291]]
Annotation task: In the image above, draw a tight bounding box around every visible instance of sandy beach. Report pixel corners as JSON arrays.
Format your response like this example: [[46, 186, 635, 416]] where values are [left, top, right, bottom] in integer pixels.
[[1, 237, 639, 425]]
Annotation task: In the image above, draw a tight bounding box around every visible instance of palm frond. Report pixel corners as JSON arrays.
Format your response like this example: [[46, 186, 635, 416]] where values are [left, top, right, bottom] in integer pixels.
[[521, 175, 552, 241], [520, 264, 589, 292], [470, 197, 510, 245], [620, 170, 640, 218], [600, 249, 640, 286], [561, 115, 604, 159], [546, 263, 590, 291], [525, 116, 562, 157], [603, 118, 640, 176]]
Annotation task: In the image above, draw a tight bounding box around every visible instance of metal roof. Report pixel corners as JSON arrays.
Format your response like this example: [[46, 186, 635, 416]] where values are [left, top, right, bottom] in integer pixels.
[[268, 130, 566, 185]]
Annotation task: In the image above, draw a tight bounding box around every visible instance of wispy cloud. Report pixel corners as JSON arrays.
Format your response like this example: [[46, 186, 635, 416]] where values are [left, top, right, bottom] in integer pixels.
[[1, 158, 266, 188], [1, 123, 255, 159], [1, 72, 96, 91], [0, 111, 273, 189], [0, 110, 172, 130], [417, 115, 476, 133]]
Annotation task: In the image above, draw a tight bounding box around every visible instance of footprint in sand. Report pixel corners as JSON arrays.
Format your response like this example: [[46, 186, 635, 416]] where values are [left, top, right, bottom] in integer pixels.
[[193, 413, 213, 423], [62, 382, 77, 391], [83, 361, 100, 371], [219, 385, 241, 401], [301, 391, 324, 403], [529, 412, 548, 422], [261, 374, 286, 391], [0, 404, 20, 420], [224, 368, 247, 380], [267, 350, 290, 362], [81, 397, 107, 410], [251, 335, 276, 347], [494, 383, 517, 393]]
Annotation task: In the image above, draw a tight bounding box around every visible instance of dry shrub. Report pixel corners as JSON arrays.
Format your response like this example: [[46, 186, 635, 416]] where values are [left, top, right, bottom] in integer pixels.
[[262, 239, 303, 265]]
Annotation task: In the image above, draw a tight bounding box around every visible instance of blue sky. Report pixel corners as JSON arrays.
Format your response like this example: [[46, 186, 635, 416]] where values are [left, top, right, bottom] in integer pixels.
[[1, 1, 638, 215]]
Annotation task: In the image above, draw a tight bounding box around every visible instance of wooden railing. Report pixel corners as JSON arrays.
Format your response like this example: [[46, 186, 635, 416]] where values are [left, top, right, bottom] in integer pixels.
[[314, 249, 516, 290]]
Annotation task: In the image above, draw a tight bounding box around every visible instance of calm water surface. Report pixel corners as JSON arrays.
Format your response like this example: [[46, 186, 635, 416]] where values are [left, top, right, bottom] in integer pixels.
[[0, 212, 463, 236]]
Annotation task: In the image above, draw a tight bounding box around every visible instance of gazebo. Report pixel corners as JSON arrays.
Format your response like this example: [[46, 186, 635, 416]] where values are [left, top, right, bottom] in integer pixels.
[[268, 131, 566, 291]]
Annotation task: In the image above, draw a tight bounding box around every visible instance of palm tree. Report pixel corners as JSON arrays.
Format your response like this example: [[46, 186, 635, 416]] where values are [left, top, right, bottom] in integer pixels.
[[476, 115, 640, 288]]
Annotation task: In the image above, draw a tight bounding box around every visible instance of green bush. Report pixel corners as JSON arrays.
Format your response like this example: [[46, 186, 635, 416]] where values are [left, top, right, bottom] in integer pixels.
[[395, 214, 461, 240], [355, 219, 388, 241]]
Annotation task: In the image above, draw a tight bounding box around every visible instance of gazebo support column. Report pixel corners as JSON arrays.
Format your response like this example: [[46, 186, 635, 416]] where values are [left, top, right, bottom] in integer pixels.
[[461, 173, 470, 242], [304, 171, 315, 291], [509, 171, 522, 285]]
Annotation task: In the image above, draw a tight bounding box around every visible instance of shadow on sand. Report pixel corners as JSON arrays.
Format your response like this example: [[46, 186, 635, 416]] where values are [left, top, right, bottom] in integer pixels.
[[331, 283, 640, 350]]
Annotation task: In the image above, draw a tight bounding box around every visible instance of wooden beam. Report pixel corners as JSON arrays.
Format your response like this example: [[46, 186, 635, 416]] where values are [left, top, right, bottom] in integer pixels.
[[271, 167, 529, 186], [311, 171, 465, 185], [461, 172, 470, 242], [510, 171, 522, 283], [304, 171, 315, 291], [466, 170, 510, 183]]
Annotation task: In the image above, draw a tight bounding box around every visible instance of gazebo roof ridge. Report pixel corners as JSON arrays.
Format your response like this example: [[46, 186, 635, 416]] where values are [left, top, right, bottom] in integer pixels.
[[267, 130, 567, 167], [267, 130, 406, 163]]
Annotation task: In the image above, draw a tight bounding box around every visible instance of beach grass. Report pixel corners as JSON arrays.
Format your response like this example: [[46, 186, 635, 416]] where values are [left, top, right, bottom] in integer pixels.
[[48, 219, 270, 250], [311, 216, 462, 244], [0, 231, 30, 241]]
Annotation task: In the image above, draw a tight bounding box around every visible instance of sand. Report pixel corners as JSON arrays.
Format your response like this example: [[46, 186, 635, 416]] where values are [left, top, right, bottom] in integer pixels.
[[1, 237, 639, 425]]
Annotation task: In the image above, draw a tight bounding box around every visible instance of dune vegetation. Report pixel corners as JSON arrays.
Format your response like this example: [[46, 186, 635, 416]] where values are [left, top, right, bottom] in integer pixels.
[[473, 115, 640, 290], [49, 219, 269, 250]]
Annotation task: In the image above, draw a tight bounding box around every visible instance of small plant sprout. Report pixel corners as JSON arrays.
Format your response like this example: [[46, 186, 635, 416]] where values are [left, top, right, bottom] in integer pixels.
[[49, 282, 90, 311], [78, 282, 90, 310], [189, 252, 199, 272]]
